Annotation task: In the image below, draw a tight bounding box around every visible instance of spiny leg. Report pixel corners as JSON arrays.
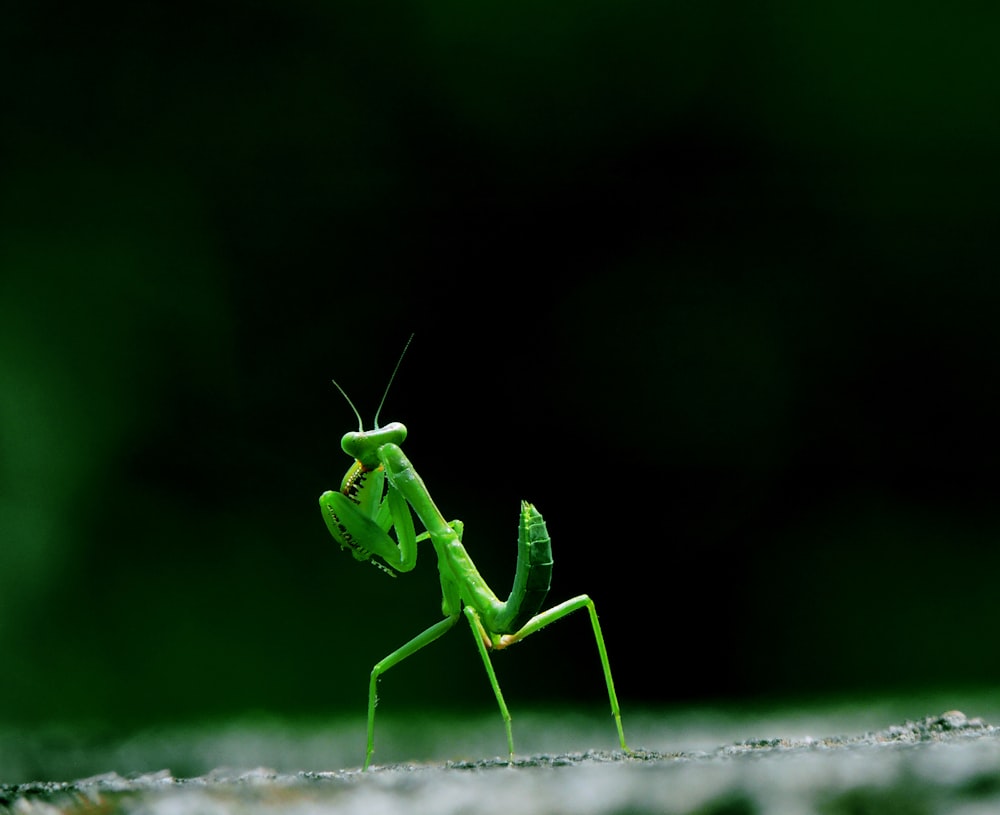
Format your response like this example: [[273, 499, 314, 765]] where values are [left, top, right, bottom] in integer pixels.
[[463, 606, 515, 760], [497, 594, 627, 753], [365, 614, 459, 770]]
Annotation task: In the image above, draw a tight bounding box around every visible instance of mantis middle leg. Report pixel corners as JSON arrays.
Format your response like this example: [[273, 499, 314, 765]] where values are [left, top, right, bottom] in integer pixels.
[[365, 613, 459, 770]]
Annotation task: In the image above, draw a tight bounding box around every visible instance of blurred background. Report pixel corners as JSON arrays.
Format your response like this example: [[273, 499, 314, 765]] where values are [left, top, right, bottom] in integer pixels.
[[2, 0, 999, 742]]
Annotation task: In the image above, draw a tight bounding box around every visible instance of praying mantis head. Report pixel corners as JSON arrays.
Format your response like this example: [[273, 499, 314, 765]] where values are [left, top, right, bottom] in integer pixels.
[[341, 422, 407, 470], [330, 333, 413, 470]]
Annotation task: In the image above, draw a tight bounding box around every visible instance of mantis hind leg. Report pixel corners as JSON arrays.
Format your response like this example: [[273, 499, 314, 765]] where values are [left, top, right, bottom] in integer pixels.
[[365, 614, 459, 770], [464, 606, 515, 760], [495, 594, 628, 754]]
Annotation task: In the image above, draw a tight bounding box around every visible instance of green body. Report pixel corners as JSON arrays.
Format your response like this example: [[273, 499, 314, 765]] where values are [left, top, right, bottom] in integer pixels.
[[319, 421, 626, 769]]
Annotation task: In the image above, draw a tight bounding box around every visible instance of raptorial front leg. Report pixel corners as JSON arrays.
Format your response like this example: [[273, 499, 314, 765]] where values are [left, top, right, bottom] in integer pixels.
[[365, 614, 459, 770], [495, 594, 628, 753]]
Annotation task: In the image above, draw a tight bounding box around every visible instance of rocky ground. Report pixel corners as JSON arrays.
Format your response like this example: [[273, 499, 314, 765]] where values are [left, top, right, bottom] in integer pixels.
[[3, 708, 1000, 814]]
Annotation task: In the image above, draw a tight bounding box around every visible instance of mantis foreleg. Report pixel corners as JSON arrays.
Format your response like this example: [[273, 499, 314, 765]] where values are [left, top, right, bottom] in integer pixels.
[[319, 476, 418, 574]]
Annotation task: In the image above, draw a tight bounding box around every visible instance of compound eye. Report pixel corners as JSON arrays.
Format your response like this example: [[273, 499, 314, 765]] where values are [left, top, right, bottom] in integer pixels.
[[341, 431, 363, 458]]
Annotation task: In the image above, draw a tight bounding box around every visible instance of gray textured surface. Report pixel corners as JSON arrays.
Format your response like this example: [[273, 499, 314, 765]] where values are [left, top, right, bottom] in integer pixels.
[[4, 706, 1000, 814]]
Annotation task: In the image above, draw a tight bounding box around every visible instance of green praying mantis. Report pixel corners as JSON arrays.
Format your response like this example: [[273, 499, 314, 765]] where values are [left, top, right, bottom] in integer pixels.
[[318, 341, 628, 770]]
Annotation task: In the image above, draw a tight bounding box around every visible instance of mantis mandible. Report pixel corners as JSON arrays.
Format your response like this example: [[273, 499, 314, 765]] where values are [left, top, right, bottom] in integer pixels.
[[319, 340, 628, 769]]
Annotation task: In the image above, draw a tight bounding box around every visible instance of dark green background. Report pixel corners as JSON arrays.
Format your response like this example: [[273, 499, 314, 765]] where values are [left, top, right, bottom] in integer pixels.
[[2, 1, 999, 732]]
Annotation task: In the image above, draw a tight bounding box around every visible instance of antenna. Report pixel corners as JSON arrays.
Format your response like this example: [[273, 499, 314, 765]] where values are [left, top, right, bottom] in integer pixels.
[[330, 377, 364, 432], [373, 333, 414, 429]]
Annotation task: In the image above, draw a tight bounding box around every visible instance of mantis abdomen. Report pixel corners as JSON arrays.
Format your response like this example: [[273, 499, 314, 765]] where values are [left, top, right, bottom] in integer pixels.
[[494, 501, 552, 634]]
